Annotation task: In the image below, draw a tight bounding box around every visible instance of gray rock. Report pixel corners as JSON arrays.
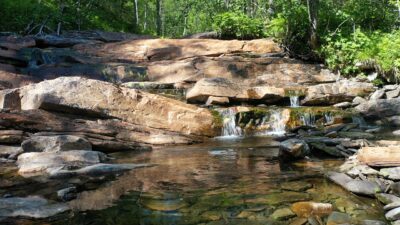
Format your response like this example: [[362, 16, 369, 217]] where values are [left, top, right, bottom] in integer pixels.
[[386, 87, 400, 99], [49, 163, 151, 178], [0, 196, 69, 219], [393, 220, 400, 225], [353, 96, 368, 105], [327, 172, 353, 187], [0, 145, 22, 159], [376, 193, 400, 204], [361, 220, 387, 225], [345, 180, 382, 196], [0, 130, 24, 144], [17, 150, 106, 176], [384, 85, 399, 91], [394, 130, 400, 136], [327, 212, 352, 225], [386, 207, 400, 221], [370, 89, 386, 100], [380, 167, 400, 180], [346, 165, 379, 177], [21, 135, 92, 153], [338, 131, 374, 139], [387, 116, 400, 127], [57, 187, 77, 201], [310, 142, 343, 157], [334, 102, 352, 109], [356, 99, 400, 118], [279, 139, 310, 159], [391, 182, 400, 195], [384, 202, 400, 211]]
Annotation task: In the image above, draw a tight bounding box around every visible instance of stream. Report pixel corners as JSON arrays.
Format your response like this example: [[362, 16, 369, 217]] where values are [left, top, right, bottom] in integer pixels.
[[1, 136, 386, 225]]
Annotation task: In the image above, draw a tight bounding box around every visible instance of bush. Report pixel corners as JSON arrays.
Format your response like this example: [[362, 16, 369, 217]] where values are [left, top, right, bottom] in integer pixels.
[[213, 12, 264, 40]]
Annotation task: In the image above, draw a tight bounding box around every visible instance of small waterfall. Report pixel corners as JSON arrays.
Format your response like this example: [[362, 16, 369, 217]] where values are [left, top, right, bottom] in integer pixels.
[[290, 96, 300, 108], [352, 115, 367, 128], [324, 113, 334, 124], [265, 109, 286, 135], [300, 112, 316, 127], [219, 108, 242, 137]]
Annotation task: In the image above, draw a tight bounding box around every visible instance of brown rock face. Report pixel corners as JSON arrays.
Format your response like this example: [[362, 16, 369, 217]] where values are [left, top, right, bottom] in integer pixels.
[[358, 146, 400, 167], [17, 77, 218, 137]]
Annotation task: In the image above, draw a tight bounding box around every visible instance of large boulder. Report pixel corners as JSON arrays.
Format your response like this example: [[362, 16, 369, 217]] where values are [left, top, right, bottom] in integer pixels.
[[21, 135, 92, 153], [17, 150, 105, 176], [302, 80, 375, 106], [186, 78, 244, 103], [356, 99, 400, 118], [17, 77, 218, 137], [279, 139, 310, 159]]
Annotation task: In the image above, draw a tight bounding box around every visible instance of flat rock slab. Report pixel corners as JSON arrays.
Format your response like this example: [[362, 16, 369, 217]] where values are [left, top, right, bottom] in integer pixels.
[[0, 196, 69, 219], [358, 146, 400, 167], [21, 135, 92, 153], [327, 172, 382, 196]]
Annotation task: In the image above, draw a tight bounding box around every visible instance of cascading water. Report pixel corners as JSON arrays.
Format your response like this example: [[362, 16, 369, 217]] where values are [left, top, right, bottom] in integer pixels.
[[219, 108, 242, 137], [264, 109, 287, 135], [300, 112, 316, 126], [352, 115, 367, 128], [324, 113, 334, 124], [290, 96, 300, 108]]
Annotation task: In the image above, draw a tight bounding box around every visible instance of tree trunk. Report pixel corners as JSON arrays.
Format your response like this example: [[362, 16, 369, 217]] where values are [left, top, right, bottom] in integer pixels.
[[267, 0, 274, 17], [144, 2, 147, 31], [156, 0, 162, 36], [307, 0, 319, 50], [135, 0, 139, 26]]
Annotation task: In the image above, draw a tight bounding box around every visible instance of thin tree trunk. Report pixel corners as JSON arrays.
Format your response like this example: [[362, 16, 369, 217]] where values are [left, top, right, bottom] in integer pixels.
[[144, 2, 147, 31], [135, 0, 139, 26], [307, 0, 319, 50], [156, 0, 162, 36]]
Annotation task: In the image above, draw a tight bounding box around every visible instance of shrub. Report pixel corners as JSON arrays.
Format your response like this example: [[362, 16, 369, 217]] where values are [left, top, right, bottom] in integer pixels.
[[213, 12, 264, 40]]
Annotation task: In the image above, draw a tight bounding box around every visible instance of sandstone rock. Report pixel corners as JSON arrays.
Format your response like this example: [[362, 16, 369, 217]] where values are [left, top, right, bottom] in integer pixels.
[[186, 78, 243, 103], [205, 96, 230, 106], [356, 99, 400, 118], [384, 85, 399, 91], [0, 36, 36, 50], [242, 86, 286, 103], [291, 202, 332, 218], [0, 145, 22, 159], [279, 139, 310, 159], [21, 135, 92, 153], [333, 102, 352, 109], [358, 147, 400, 167], [0, 130, 24, 144], [18, 77, 218, 137], [387, 116, 400, 127], [0, 71, 38, 89], [369, 89, 386, 100], [0, 89, 20, 110], [301, 80, 374, 106], [17, 150, 105, 176], [0, 196, 69, 219]]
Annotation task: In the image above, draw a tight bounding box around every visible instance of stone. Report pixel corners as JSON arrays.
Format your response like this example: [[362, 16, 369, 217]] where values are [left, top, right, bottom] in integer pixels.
[[344, 180, 382, 196], [301, 80, 374, 106], [0, 145, 22, 159], [18, 77, 218, 137], [122, 82, 175, 90], [57, 187, 77, 201], [387, 116, 400, 127], [279, 139, 310, 159], [35, 35, 102, 47], [353, 96, 368, 105], [333, 102, 352, 109], [394, 130, 400, 136], [17, 150, 105, 176], [383, 167, 400, 180], [386, 207, 400, 221], [327, 212, 352, 225], [361, 220, 386, 225], [281, 181, 313, 192], [386, 87, 400, 99], [270, 207, 295, 220], [0, 196, 69, 219], [309, 142, 343, 157], [205, 96, 230, 106], [21, 135, 92, 153], [384, 85, 399, 91], [358, 147, 400, 167], [338, 132, 374, 139], [356, 99, 400, 118], [0, 89, 21, 110], [375, 193, 400, 205], [0, 130, 24, 144], [392, 183, 400, 195], [370, 89, 386, 100], [384, 202, 400, 211], [346, 165, 379, 177], [291, 202, 332, 218]]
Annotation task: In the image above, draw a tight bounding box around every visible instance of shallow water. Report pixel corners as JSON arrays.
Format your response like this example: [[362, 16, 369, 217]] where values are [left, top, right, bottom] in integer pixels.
[[2, 136, 387, 225]]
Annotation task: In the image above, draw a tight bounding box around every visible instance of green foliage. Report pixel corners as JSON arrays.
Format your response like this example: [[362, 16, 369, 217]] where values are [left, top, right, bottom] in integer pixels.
[[213, 12, 264, 40], [265, 15, 287, 40]]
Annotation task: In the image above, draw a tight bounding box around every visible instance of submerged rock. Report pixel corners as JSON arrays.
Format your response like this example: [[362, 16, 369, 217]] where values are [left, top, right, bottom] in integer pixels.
[[270, 207, 295, 220], [327, 212, 352, 225], [0, 196, 69, 219], [291, 202, 332, 218], [21, 135, 92, 153], [327, 172, 382, 196]]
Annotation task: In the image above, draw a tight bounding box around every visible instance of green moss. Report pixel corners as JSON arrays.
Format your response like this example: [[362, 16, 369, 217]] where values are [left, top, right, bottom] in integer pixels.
[[211, 110, 223, 128]]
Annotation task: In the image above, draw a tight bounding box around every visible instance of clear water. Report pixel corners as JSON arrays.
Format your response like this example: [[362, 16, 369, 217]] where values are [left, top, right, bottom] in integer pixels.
[[2, 137, 386, 225]]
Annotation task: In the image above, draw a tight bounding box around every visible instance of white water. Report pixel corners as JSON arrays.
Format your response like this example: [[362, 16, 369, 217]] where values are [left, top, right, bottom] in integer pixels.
[[290, 96, 300, 108], [265, 109, 286, 136], [300, 112, 316, 126], [219, 108, 243, 137], [324, 113, 334, 124]]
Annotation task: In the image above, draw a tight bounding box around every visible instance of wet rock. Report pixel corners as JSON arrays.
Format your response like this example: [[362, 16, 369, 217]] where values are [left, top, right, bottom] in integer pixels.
[[0, 145, 22, 159], [375, 193, 400, 204], [57, 187, 77, 201], [21, 135, 92, 153], [206, 96, 230, 106], [289, 218, 308, 225], [291, 202, 332, 218], [17, 150, 105, 176], [18, 77, 218, 137], [386, 207, 400, 221], [309, 142, 343, 157], [0, 130, 24, 144], [359, 147, 400, 167], [281, 181, 313, 192], [356, 99, 400, 118], [346, 165, 379, 177], [301, 80, 374, 106], [141, 196, 186, 211], [327, 172, 381, 196], [338, 132, 374, 139], [327, 212, 352, 225], [279, 139, 310, 159], [370, 89, 386, 100], [391, 182, 400, 195], [270, 208, 295, 221], [49, 163, 151, 178], [0, 196, 69, 219]]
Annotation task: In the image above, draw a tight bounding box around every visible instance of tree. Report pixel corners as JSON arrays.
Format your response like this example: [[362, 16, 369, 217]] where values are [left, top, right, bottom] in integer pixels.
[[307, 0, 319, 50]]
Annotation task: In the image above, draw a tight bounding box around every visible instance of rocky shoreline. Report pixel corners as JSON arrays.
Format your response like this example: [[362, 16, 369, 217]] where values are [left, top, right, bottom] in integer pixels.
[[1, 31, 400, 224]]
